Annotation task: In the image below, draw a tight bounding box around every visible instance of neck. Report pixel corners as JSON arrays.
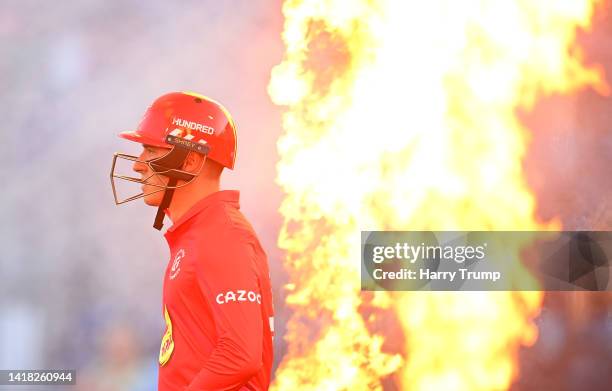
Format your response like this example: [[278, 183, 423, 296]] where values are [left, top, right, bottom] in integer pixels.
[[166, 177, 220, 223]]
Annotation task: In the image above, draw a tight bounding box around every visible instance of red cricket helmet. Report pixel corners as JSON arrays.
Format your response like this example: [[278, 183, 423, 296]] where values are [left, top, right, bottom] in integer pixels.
[[111, 91, 237, 230], [119, 91, 237, 169]]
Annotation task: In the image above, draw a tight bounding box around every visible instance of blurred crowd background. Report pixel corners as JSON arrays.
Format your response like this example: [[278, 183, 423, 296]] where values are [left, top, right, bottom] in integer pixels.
[[2, 1, 286, 390], [0, 1, 611, 390]]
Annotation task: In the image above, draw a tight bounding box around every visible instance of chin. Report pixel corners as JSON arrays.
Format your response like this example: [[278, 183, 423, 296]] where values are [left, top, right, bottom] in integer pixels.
[[143, 195, 162, 206]]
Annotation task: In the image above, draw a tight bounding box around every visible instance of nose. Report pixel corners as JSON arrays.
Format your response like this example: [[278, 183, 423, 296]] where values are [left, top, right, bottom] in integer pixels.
[[132, 153, 148, 174]]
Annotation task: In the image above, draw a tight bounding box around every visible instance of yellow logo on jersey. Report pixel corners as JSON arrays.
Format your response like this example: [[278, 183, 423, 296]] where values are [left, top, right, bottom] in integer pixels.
[[159, 306, 174, 366]]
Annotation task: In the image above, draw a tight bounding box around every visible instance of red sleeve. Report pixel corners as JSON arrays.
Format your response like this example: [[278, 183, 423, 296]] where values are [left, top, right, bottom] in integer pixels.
[[186, 227, 263, 391]]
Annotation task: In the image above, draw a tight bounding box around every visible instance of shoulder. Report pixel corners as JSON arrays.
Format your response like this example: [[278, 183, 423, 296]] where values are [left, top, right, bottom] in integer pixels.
[[189, 202, 260, 260], [196, 201, 256, 240]]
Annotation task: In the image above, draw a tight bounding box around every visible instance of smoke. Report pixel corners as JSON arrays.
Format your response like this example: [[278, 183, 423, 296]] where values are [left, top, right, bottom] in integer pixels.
[[523, 1, 612, 230]]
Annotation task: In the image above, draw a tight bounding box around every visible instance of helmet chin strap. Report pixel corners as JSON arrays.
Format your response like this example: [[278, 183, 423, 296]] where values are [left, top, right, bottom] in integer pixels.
[[151, 146, 192, 230], [154, 178, 178, 230]]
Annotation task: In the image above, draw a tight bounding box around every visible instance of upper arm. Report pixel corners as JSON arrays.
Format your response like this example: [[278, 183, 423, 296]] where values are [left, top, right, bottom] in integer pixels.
[[195, 227, 264, 361]]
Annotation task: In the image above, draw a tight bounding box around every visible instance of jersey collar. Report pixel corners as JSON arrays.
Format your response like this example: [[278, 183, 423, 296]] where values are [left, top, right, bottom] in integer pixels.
[[165, 190, 240, 235]]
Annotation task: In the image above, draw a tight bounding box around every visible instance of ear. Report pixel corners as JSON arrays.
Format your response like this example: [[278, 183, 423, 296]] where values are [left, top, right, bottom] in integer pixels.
[[181, 151, 205, 173]]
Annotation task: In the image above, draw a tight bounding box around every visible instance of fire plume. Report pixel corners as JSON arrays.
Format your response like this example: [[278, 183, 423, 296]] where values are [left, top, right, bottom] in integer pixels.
[[268, 0, 608, 390]]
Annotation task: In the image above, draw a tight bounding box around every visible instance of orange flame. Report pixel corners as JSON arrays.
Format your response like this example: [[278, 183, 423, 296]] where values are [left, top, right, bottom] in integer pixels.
[[268, 0, 608, 390]]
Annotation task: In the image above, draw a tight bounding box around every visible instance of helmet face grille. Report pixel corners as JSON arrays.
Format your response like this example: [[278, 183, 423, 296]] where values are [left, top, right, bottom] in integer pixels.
[[109, 147, 205, 206]]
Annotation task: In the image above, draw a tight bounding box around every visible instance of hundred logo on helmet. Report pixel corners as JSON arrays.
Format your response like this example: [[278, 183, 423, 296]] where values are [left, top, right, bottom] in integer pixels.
[[110, 91, 238, 230]]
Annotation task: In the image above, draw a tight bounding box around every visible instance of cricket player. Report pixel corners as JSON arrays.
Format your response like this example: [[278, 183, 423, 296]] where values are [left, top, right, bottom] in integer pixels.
[[110, 91, 274, 390]]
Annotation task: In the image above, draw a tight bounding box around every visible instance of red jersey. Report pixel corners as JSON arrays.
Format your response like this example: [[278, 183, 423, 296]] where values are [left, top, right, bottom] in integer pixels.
[[158, 190, 274, 391]]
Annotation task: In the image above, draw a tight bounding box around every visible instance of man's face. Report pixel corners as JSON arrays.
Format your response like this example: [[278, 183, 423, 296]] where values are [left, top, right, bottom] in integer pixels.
[[132, 145, 171, 206]]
